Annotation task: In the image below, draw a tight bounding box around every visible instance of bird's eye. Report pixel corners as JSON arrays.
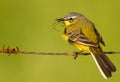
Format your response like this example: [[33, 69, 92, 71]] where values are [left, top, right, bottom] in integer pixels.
[[69, 17, 73, 20], [67, 17, 74, 22]]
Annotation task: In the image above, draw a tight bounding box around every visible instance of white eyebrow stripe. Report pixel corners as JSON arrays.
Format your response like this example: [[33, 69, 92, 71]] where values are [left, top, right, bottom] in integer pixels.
[[71, 16, 78, 18]]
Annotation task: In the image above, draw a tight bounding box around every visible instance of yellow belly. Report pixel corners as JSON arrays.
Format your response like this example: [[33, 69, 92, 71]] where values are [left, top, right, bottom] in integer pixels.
[[73, 43, 90, 51], [62, 33, 90, 52]]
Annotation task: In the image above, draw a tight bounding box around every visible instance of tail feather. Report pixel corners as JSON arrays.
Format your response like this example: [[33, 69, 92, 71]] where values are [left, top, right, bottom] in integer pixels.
[[89, 47, 116, 79]]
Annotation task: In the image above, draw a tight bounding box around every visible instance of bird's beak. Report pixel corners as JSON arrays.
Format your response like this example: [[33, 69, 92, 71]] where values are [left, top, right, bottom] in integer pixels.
[[56, 18, 65, 22], [52, 18, 65, 32]]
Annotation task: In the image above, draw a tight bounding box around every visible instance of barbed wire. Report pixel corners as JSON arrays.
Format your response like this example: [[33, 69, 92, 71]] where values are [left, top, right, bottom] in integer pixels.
[[0, 46, 119, 59]]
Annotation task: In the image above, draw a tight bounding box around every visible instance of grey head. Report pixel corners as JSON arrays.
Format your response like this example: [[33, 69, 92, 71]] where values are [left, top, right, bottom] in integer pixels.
[[56, 12, 84, 22], [64, 12, 83, 19]]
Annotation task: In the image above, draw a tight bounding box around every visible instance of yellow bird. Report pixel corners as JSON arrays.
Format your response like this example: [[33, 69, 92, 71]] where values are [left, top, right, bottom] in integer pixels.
[[55, 12, 116, 79]]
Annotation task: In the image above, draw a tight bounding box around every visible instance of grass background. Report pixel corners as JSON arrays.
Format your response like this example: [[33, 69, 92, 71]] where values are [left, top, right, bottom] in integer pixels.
[[0, 0, 120, 82]]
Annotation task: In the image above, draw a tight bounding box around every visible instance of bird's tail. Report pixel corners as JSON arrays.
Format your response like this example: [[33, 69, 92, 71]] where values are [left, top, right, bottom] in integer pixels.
[[89, 47, 116, 79]]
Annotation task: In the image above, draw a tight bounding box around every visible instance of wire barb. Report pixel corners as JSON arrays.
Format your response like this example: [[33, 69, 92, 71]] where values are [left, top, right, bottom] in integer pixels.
[[1, 46, 20, 55]]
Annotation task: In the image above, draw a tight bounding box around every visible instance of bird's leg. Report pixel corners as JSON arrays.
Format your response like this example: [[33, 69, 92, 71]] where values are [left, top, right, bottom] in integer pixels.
[[73, 51, 83, 59]]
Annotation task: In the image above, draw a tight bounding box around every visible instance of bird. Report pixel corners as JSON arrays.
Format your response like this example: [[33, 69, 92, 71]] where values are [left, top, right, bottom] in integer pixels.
[[54, 12, 116, 79]]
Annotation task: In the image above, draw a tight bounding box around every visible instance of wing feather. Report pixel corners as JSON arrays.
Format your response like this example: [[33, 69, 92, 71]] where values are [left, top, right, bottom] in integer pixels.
[[68, 31, 98, 47]]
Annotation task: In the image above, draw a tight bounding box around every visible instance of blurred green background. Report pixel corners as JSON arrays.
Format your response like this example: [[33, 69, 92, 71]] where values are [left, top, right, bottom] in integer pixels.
[[0, 0, 120, 82]]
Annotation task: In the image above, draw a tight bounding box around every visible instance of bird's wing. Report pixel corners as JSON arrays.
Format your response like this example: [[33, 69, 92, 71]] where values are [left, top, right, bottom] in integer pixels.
[[68, 31, 98, 47], [93, 26, 105, 46]]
